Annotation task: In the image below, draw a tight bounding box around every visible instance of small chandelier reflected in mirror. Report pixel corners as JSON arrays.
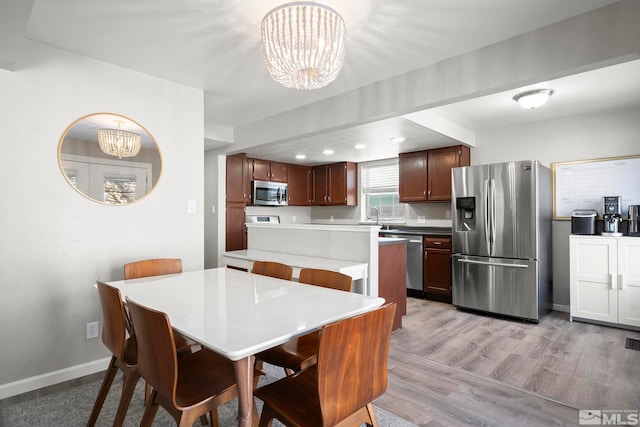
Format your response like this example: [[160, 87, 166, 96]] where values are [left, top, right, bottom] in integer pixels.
[[513, 89, 554, 109], [261, 1, 346, 90], [98, 120, 141, 159]]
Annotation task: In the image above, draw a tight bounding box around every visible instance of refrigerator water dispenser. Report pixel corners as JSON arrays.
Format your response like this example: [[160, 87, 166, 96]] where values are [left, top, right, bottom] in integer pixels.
[[455, 197, 476, 231]]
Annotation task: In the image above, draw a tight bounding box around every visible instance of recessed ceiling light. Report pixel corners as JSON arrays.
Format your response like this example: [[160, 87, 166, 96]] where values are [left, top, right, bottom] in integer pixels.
[[296, 154, 306, 159], [390, 137, 405, 143], [323, 149, 334, 155], [513, 89, 554, 109], [355, 144, 366, 149]]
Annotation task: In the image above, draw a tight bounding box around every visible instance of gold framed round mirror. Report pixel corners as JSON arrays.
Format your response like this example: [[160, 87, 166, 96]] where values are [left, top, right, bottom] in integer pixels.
[[58, 113, 162, 205]]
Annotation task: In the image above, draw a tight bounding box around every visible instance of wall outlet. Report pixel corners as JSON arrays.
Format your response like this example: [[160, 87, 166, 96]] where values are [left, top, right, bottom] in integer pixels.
[[87, 321, 99, 339], [292, 216, 296, 222], [418, 216, 426, 224]]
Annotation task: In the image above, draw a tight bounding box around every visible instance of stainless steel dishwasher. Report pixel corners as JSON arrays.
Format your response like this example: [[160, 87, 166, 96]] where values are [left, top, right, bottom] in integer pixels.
[[381, 233, 423, 293]]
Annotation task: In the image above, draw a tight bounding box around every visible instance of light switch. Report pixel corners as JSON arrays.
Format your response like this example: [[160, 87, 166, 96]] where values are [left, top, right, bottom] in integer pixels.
[[211, 204, 216, 214], [187, 200, 197, 213]]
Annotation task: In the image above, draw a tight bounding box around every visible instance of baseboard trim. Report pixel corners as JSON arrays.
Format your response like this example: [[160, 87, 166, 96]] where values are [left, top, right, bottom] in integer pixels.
[[552, 304, 570, 313], [0, 357, 110, 400]]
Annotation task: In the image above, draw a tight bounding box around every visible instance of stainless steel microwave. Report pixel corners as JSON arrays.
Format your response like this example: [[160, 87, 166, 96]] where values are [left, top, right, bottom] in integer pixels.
[[251, 180, 288, 206]]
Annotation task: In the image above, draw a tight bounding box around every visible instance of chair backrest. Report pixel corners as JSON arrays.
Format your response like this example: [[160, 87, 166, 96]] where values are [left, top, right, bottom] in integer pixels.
[[316, 303, 396, 426], [124, 258, 182, 279], [96, 280, 133, 363], [251, 261, 293, 281], [299, 268, 353, 292], [125, 297, 179, 406]]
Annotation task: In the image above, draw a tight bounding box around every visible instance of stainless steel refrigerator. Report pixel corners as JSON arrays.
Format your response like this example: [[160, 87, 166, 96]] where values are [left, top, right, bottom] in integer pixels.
[[451, 160, 552, 322]]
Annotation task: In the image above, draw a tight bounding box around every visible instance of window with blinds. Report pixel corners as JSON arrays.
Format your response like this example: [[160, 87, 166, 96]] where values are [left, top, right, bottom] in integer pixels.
[[361, 160, 404, 221]]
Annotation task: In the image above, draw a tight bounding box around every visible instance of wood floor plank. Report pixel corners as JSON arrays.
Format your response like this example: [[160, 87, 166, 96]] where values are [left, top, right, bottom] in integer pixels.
[[379, 297, 640, 425]]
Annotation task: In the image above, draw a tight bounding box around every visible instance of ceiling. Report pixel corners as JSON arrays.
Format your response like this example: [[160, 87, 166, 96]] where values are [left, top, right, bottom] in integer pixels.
[[5, 0, 639, 165]]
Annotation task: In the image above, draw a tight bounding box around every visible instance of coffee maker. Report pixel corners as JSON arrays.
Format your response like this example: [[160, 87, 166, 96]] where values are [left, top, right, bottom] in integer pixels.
[[629, 205, 640, 236], [602, 196, 623, 236]]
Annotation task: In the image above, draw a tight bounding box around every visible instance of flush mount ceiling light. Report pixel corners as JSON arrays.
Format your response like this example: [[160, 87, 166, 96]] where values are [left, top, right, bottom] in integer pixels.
[[261, 2, 346, 90], [513, 89, 554, 109], [98, 120, 141, 159], [323, 149, 335, 155], [390, 136, 405, 143]]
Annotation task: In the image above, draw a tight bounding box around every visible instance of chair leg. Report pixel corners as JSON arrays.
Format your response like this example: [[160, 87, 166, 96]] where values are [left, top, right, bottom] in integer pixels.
[[210, 410, 218, 427], [178, 412, 199, 427], [144, 382, 152, 406], [87, 357, 118, 427], [258, 403, 276, 427], [254, 359, 264, 388], [113, 371, 140, 427], [200, 413, 209, 425], [139, 391, 160, 427], [364, 403, 378, 427]]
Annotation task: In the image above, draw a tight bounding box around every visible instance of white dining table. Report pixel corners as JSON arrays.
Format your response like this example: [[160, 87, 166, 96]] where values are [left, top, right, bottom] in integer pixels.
[[105, 267, 385, 427]]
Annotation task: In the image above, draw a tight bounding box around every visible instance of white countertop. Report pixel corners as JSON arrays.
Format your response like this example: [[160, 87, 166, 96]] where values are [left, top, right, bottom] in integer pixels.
[[107, 268, 383, 360], [223, 249, 366, 271]]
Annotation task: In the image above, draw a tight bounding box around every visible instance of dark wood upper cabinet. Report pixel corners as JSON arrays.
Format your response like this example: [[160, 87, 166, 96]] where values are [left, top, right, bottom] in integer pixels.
[[250, 159, 288, 183], [287, 164, 312, 206], [427, 145, 470, 202], [312, 162, 358, 206], [399, 145, 470, 203], [226, 153, 250, 204], [399, 151, 428, 202], [312, 165, 329, 205]]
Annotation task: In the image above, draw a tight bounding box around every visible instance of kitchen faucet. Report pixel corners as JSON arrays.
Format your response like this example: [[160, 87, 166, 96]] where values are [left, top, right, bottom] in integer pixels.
[[369, 207, 381, 226]]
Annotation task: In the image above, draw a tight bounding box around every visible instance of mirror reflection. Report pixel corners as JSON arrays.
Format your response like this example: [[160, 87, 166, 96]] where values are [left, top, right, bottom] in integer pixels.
[[58, 113, 162, 205]]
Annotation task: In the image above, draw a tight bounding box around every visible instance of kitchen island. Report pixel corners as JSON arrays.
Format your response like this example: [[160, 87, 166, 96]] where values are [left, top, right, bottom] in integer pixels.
[[222, 223, 380, 296], [222, 249, 368, 291]]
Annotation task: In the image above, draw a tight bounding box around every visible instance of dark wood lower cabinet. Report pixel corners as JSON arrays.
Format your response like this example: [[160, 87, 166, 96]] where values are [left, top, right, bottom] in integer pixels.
[[225, 202, 246, 251], [379, 241, 407, 330], [423, 236, 452, 303]]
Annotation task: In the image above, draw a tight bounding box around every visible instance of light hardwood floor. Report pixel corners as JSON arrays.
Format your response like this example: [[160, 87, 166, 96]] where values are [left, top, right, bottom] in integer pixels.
[[374, 297, 640, 426], [2, 298, 638, 427]]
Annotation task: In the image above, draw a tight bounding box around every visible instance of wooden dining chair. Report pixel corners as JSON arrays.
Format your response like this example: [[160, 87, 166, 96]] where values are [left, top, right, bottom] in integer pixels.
[[88, 281, 140, 427], [123, 257, 205, 424], [251, 261, 294, 280], [126, 297, 262, 427], [124, 258, 198, 353], [123, 258, 182, 279], [255, 268, 353, 376], [255, 303, 396, 427]]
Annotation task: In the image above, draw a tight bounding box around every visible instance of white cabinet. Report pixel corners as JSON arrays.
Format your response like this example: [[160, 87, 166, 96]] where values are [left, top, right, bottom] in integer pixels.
[[570, 236, 640, 327]]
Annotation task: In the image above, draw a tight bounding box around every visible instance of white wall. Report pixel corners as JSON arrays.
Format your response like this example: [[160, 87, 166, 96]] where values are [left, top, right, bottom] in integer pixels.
[[0, 40, 204, 395], [473, 107, 640, 306]]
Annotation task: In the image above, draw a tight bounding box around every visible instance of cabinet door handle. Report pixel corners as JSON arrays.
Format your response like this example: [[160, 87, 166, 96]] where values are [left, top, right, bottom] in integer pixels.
[[610, 273, 615, 290], [433, 241, 441, 245], [619, 274, 624, 290]]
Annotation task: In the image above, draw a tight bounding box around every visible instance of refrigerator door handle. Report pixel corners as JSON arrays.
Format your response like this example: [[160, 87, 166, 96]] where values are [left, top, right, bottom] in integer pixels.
[[490, 178, 497, 246], [457, 258, 529, 268], [484, 179, 491, 251]]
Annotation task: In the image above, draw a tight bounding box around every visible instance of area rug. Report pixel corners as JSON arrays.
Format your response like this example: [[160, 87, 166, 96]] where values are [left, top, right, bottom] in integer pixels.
[[2, 364, 416, 426]]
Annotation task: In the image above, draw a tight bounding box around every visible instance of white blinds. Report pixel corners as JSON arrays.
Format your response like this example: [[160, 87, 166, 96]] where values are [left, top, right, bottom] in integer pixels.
[[362, 160, 399, 193]]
